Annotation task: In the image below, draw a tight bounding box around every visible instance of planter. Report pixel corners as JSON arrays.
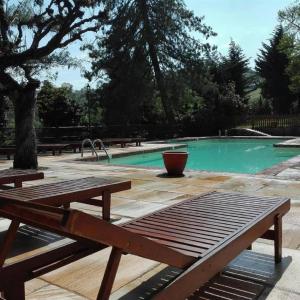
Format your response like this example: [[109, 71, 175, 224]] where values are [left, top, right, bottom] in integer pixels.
[[162, 151, 188, 176]]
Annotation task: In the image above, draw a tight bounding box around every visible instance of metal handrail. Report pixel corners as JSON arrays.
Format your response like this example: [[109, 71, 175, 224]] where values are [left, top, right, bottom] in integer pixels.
[[81, 138, 99, 160], [93, 139, 111, 162]]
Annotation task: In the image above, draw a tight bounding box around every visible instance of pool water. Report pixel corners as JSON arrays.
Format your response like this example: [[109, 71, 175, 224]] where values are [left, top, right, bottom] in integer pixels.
[[107, 139, 300, 174]]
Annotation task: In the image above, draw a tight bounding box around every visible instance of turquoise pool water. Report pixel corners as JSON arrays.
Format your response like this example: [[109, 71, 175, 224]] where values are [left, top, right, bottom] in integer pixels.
[[107, 139, 300, 174]]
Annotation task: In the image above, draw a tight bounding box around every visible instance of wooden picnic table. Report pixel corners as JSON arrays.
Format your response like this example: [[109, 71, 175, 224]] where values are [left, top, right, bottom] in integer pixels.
[[0, 177, 131, 299], [0, 169, 44, 188]]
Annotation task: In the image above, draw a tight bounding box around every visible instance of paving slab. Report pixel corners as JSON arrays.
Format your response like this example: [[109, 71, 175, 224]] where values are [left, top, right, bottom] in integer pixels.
[[41, 248, 160, 300]]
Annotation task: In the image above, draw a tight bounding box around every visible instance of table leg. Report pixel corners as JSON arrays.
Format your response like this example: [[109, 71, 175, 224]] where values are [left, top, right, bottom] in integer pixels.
[[14, 179, 22, 188], [97, 247, 122, 300], [0, 220, 20, 267], [274, 214, 282, 263], [3, 282, 25, 300], [102, 191, 111, 221], [63, 203, 70, 209]]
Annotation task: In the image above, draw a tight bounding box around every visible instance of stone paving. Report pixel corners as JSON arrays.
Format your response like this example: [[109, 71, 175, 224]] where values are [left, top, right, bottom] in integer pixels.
[[0, 143, 300, 299]]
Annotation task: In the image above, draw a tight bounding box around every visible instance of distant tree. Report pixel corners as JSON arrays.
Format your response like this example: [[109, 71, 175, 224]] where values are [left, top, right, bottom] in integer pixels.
[[0, 0, 107, 169], [220, 41, 250, 99], [279, 0, 300, 39], [279, 1, 300, 105], [251, 96, 272, 115], [86, 0, 215, 124], [37, 81, 82, 127], [256, 26, 295, 114]]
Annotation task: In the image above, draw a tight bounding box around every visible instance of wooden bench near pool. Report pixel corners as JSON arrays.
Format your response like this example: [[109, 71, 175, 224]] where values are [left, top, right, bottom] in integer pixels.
[[0, 144, 70, 159], [102, 137, 146, 148], [0, 187, 290, 299], [0, 169, 44, 188]]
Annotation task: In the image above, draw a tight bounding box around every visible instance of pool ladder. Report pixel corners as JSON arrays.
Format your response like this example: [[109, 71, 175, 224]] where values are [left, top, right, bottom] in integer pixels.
[[81, 139, 111, 162]]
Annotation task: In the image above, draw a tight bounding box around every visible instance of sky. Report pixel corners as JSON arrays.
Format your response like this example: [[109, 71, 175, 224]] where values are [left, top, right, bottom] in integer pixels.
[[52, 0, 294, 90]]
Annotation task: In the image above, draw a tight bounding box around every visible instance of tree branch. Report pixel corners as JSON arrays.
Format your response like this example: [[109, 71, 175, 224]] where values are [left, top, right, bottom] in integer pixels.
[[0, 3, 103, 68]]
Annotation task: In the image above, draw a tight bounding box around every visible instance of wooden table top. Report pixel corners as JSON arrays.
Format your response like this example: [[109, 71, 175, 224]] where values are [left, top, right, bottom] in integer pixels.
[[0, 169, 44, 185], [0, 177, 131, 206]]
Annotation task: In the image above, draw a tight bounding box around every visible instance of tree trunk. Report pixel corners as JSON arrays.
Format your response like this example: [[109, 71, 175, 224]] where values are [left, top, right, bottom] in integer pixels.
[[138, 0, 174, 123], [13, 85, 38, 169]]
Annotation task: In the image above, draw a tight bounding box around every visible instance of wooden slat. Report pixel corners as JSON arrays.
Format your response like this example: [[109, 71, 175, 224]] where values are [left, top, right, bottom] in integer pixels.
[[131, 218, 229, 238], [155, 211, 243, 230], [0, 177, 131, 206], [136, 215, 237, 234], [125, 223, 220, 244]]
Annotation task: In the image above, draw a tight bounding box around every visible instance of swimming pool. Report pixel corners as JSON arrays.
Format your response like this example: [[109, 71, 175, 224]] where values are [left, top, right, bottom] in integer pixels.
[[107, 139, 300, 174]]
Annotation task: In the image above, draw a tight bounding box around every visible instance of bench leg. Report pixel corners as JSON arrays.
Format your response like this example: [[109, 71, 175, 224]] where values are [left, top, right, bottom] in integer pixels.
[[102, 191, 111, 221], [0, 220, 20, 267], [63, 203, 71, 209], [14, 179, 22, 188], [97, 247, 122, 300], [274, 214, 282, 264], [3, 282, 25, 300]]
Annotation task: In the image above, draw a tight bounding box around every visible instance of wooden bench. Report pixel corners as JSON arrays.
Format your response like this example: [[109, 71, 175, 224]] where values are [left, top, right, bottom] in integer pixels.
[[0, 177, 131, 299], [0, 169, 44, 188], [0, 190, 290, 299], [37, 143, 70, 155], [0, 148, 15, 160], [102, 137, 145, 148], [1, 144, 71, 159]]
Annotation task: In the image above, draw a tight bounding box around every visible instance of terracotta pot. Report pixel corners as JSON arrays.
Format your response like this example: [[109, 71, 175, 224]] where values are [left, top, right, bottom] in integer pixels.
[[162, 151, 188, 176]]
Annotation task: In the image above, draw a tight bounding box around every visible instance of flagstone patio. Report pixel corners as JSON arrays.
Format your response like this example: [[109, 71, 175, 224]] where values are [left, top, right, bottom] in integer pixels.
[[1, 145, 300, 299]]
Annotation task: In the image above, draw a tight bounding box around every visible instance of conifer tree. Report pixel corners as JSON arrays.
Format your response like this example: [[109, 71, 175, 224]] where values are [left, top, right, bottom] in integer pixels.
[[222, 40, 250, 99], [255, 26, 294, 114]]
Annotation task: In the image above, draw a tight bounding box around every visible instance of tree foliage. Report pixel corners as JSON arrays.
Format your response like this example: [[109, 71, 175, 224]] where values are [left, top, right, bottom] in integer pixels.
[[217, 40, 250, 99], [85, 0, 216, 123], [37, 81, 82, 127], [256, 26, 295, 114], [279, 0, 300, 39], [279, 1, 300, 98]]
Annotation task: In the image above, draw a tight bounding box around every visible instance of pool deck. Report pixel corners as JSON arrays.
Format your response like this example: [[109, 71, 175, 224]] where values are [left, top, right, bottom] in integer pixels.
[[1, 141, 300, 299]]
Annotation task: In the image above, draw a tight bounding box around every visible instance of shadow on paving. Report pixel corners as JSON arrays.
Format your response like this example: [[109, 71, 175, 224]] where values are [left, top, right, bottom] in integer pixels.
[[0, 225, 64, 258], [119, 250, 292, 300]]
